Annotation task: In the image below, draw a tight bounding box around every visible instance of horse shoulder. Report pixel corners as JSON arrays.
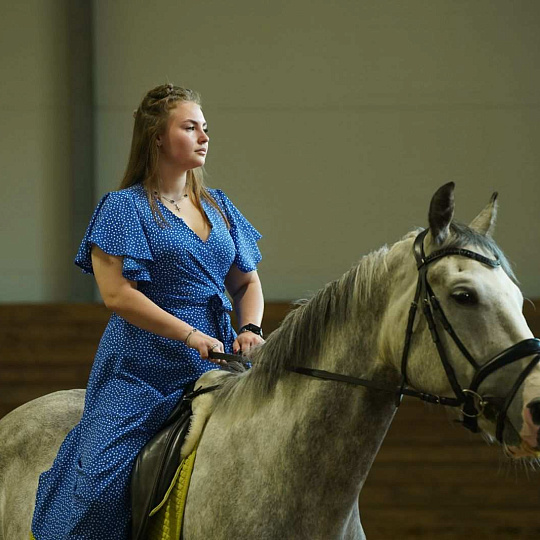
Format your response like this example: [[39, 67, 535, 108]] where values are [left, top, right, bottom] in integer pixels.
[[0, 390, 85, 540]]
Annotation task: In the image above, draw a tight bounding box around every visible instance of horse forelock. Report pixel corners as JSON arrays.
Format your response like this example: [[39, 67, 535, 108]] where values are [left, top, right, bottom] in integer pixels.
[[215, 244, 393, 411], [445, 222, 517, 283]]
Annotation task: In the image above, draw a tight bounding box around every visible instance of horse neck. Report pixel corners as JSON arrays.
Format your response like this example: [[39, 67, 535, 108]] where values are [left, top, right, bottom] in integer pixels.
[[297, 246, 394, 376], [295, 321, 396, 479], [249, 245, 394, 380], [264, 251, 400, 505], [215, 245, 407, 517]]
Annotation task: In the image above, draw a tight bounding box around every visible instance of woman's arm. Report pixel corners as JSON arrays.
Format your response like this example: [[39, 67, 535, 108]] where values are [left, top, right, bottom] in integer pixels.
[[91, 245, 225, 362], [225, 265, 264, 353]]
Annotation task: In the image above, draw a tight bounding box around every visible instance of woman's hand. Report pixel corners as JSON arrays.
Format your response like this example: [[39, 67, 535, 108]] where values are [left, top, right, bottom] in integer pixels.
[[233, 331, 265, 355], [186, 330, 226, 365]]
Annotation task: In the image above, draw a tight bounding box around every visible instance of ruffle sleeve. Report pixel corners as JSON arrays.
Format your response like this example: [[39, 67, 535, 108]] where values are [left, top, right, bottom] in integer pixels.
[[74, 190, 154, 282], [212, 189, 262, 272]]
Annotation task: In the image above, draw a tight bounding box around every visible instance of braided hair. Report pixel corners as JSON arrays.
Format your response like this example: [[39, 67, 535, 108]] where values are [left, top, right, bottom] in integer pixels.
[[120, 83, 228, 227]]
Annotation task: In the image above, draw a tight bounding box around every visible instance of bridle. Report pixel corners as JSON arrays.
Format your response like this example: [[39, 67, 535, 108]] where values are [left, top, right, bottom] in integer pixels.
[[286, 228, 540, 443]]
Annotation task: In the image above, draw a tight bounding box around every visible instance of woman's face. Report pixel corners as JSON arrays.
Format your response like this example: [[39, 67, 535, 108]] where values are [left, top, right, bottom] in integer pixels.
[[158, 101, 209, 172]]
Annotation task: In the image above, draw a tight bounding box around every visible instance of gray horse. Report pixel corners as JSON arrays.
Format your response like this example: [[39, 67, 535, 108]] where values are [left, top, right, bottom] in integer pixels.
[[1, 183, 539, 540]]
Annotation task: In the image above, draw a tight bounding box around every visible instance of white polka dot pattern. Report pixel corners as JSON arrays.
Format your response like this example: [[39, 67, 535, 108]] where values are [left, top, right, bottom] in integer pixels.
[[31, 183, 261, 539]]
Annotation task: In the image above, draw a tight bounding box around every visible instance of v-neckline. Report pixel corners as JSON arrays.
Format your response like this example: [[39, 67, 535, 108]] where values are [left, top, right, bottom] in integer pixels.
[[156, 197, 213, 244]]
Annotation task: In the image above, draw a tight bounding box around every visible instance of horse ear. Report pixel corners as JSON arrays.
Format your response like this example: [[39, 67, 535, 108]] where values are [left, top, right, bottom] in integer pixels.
[[428, 182, 455, 245], [468, 192, 498, 237]]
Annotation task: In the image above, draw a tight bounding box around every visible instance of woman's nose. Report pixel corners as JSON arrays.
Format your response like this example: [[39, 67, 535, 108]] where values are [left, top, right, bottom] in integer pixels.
[[199, 130, 209, 143]]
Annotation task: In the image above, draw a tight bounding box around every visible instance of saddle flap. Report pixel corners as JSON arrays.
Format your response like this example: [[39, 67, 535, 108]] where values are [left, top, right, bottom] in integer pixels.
[[131, 404, 193, 540], [130, 374, 223, 540]]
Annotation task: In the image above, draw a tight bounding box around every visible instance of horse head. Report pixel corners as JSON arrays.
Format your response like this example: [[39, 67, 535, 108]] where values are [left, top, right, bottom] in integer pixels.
[[385, 182, 540, 459]]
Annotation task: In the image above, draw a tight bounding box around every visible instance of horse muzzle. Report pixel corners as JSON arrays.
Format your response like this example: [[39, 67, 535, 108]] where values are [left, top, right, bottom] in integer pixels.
[[519, 393, 540, 453], [461, 338, 540, 447]]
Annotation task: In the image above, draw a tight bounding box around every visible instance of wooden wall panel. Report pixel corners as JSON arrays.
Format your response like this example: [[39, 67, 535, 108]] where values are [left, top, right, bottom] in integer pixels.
[[360, 399, 540, 539], [1, 301, 539, 538], [0, 304, 109, 417], [0, 302, 293, 418]]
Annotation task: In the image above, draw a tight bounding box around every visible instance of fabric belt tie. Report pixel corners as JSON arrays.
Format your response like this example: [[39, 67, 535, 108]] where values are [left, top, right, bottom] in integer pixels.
[[207, 294, 232, 345], [146, 291, 232, 312], [144, 291, 232, 345]]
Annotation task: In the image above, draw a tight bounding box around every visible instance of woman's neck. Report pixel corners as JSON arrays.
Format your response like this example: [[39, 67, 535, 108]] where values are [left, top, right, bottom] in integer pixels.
[[158, 164, 188, 198]]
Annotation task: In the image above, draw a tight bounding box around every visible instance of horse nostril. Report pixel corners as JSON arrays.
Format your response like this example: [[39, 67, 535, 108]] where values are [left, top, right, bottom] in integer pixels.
[[527, 399, 540, 425]]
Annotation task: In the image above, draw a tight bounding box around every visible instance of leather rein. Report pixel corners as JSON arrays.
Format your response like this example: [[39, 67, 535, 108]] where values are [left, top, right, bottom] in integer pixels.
[[284, 229, 540, 443]]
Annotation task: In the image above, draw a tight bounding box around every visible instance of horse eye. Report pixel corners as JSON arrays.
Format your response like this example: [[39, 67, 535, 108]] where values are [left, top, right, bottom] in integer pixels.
[[451, 291, 478, 306]]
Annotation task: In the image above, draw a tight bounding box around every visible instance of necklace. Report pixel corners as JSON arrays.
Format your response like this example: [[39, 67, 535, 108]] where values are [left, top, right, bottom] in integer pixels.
[[155, 190, 188, 212]]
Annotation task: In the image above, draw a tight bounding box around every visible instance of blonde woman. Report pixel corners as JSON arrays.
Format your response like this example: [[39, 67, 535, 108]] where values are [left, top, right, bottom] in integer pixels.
[[31, 84, 264, 539]]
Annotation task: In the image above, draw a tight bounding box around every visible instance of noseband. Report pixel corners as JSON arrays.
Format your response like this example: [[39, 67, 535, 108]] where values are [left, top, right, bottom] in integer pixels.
[[288, 228, 540, 443]]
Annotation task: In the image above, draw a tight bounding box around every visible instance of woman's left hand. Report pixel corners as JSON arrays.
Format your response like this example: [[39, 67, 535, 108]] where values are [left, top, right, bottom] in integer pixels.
[[233, 331, 264, 355]]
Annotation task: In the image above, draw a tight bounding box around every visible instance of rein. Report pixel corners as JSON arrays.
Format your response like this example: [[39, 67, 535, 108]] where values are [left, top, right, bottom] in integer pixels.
[[286, 229, 540, 443]]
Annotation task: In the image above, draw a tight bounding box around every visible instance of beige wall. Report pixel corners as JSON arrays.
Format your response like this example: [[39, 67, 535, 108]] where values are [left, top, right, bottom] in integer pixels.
[[2, 1, 539, 302], [94, 0, 540, 300], [1, 1, 72, 302]]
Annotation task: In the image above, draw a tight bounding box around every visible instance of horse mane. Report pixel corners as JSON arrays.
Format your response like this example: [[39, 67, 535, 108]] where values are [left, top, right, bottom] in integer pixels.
[[215, 242, 392, 409], [214, 223, 516, 412]]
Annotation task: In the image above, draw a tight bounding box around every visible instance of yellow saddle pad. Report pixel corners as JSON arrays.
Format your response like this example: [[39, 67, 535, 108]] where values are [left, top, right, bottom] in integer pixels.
[[30, 447, 197, 540], [146, 446, 198, 540]]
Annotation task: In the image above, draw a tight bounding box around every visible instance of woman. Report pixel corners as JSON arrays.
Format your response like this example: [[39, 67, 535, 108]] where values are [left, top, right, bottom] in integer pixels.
[[31, 84, 264, 539]]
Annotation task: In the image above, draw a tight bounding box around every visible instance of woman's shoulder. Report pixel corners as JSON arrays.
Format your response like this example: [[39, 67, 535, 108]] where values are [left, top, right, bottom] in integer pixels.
[[205, 188, 260, 234], [206, 187, 233, 207], [206, 187, 224, 198], [96, 183, 146, 207], [90, 183, 147, 221], [109, 183, 146, 200]]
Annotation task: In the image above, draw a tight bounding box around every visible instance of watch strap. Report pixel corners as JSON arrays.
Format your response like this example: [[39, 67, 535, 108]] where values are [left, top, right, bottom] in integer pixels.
[[239, 323, 263, 337]]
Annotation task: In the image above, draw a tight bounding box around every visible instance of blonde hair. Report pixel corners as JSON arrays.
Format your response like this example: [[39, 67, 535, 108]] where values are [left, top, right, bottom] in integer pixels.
[[119, 83, 228, 227]]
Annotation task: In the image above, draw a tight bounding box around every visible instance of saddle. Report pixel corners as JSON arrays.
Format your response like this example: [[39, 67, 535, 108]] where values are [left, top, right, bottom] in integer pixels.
[[130, 382, 219, 540], [130, 352, 248, 540]]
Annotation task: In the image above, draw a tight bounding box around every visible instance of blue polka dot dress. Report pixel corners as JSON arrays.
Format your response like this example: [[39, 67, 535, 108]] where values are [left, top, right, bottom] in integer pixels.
[[31, 183, 261, 539]]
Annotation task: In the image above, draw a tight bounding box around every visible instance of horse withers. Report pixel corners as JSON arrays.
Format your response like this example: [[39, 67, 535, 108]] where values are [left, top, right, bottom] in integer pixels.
[[1, 183, 539, 540]]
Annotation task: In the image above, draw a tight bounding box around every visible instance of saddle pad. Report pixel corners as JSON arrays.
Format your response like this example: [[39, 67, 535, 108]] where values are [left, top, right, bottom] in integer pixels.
[[146, 446, 198, 540], [29, 448, 197, 540]]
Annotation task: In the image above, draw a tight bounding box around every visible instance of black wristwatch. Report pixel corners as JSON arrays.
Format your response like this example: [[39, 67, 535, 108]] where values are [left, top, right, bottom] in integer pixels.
[[239, 323, 263, 338]]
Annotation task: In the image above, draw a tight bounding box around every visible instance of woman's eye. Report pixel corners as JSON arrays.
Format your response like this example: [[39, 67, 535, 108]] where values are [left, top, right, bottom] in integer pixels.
[[451, 291, 478, 306]]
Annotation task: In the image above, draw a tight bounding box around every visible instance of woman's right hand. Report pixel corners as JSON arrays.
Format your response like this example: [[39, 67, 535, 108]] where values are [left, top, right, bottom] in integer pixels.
[[185, 330, 226, 365]]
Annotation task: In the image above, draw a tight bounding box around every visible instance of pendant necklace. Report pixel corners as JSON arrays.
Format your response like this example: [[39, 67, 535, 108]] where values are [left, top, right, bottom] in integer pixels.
[[155, 191, 188, 212]]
